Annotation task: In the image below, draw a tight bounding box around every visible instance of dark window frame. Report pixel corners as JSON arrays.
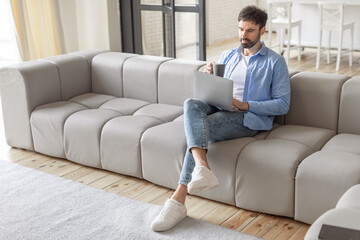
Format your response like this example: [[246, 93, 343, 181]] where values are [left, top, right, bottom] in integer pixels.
[[119, 0, 206, 61]]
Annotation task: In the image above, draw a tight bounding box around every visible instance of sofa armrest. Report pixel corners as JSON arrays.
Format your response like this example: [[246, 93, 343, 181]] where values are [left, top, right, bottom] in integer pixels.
[[0, 60, 61, 150]]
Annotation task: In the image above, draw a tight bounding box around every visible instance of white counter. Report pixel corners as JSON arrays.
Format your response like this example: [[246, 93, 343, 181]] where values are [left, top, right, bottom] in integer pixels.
[[289, 0, 360, 50]]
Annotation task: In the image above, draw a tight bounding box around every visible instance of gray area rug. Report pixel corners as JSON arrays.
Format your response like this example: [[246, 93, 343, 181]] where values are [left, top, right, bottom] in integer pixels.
[[0, 160, 260, 240]]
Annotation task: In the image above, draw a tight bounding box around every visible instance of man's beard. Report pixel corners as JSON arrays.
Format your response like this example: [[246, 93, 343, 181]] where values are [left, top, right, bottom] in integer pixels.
[[240, 38, 257, 48], [240, 32, 261, 49]]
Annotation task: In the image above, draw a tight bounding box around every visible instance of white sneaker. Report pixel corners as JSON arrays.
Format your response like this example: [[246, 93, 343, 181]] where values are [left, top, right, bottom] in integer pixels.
[[187, 165, 219, 195], [151, 199, 187, 232]]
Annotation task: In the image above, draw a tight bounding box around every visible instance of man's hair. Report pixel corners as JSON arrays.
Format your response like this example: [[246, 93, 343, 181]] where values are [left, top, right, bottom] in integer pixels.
[[238, 5, 268, 29]]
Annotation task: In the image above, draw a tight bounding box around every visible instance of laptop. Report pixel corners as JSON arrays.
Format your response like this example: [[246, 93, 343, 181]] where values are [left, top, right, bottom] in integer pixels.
[[193, 71, 233, 111]]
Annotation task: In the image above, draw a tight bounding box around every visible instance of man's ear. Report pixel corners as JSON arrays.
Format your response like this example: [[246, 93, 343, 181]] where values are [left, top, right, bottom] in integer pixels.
[[260, 26, 266, 35]]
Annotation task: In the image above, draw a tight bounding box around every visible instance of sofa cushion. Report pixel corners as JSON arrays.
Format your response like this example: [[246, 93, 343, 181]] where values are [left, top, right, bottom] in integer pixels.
[[91, 52, 136, 97], [123, 55, 171, 103], [253, 130, 270, 140], [338, 76, 360, 135], [236, 139, 313, 217], [99, 98, 150, 115], [141, 120, 257, 205], [322, 133, 360, 155], [173, 114, 184, 121], [41, 54, 91, 101], [288, 69, 299, 78], [133, 103, 183, 122], [69, 93, 116, 109], [285, 72, 349, 130], [30, 101, 87, 158], [141, 121, 186, 190], [69, 49, 109, 66], [200, 137, 256, 205], [101, 115, 162, 178], [295, 151, 360, 224], [64, 109, 122, 168], [250, 123, 280, 140], [158, 59, 205, 106], [266, 125, 335, 151]]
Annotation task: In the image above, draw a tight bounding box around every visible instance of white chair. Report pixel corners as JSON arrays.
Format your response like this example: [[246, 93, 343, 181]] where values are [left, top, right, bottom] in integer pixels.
[[316, 2, 354, 72], [267, 1, 302, 62]]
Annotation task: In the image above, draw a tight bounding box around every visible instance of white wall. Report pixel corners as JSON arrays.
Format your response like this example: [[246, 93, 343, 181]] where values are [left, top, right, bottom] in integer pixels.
[[258, 0, 268, 12], [206, 0, 258, 46], [258, 0, 271, 30]]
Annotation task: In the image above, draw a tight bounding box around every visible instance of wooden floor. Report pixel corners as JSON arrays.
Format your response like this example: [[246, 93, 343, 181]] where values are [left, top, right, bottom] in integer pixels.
[[1, 35, 359, 239]]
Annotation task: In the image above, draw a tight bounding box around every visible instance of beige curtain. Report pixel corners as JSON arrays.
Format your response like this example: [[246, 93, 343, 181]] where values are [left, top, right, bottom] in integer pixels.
[[10, 0, 65, 61]]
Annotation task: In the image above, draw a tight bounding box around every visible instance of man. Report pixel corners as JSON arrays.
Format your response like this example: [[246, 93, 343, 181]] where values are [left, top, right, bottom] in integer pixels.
[[151, 5, 290, 232]]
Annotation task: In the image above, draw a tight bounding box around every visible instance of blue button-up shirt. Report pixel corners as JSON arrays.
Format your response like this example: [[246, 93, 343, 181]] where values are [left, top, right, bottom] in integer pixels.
[[218, 41, 290, 131]]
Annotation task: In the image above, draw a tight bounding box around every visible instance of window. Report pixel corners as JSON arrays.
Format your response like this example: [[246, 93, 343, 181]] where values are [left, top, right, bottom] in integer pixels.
[[120, 0, 206, 60]]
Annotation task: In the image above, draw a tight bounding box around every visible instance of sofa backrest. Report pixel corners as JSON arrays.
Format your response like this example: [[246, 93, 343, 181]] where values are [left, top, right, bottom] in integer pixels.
[[69, 49, 109, 67], [338, 76, 360, 134], [285, 72, 349, 131], [158, 59, 205, 106], [40, 54, 91, 100], [91, 52, 205, 105], [122, 55, 172, 103], [92, 52, 136, 98]]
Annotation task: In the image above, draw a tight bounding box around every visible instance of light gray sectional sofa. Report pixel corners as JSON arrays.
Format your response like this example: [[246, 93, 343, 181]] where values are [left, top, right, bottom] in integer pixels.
[[1, 49, 359, 225]]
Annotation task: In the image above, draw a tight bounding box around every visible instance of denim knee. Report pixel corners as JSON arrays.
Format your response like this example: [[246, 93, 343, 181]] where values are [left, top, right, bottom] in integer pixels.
[[184, 98, 200, 111]]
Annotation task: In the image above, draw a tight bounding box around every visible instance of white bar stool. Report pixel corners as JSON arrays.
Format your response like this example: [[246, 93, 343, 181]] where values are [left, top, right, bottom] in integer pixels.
[[267, 1, 302, 62], [316, 2, 354, 72]]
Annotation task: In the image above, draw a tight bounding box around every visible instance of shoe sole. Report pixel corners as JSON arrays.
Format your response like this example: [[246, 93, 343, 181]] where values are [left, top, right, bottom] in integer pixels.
[[151, 214, 187, 232], [188, 182, 219, 195]]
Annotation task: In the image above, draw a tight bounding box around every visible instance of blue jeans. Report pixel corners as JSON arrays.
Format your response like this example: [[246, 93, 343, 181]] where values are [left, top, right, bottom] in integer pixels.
[[178, 98, 258, 186]]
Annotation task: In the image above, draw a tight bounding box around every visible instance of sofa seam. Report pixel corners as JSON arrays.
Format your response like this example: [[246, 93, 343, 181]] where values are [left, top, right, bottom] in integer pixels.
[[138, 120, 164, 179], [233, 138, 258, 206], [335, 77, 351, 134], [99, 101, 152, 116], [62, 104, 91, 159], [38, 60, 63, 101], [98, 117, 122, 169], [156, 58, 176, 104], [120, 56, 137, 98]]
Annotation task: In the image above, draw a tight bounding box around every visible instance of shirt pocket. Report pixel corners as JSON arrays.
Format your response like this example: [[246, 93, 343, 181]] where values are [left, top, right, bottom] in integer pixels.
[[248, 67, 272, 101], [252, 67, 272, 87]]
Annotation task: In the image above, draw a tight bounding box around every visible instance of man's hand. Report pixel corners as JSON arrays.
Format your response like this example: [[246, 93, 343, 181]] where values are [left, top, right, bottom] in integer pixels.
[[204, 62, 214, 74], [232, 98, 249, 111]]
